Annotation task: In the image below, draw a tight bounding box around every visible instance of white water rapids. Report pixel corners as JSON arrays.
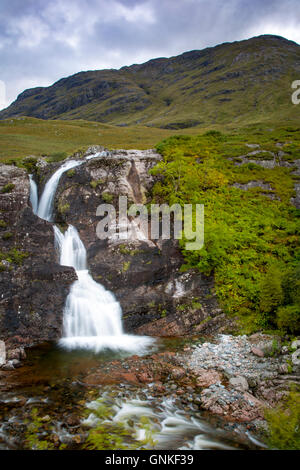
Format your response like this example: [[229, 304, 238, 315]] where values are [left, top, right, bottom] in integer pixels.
[[30, 153, 154, 353]]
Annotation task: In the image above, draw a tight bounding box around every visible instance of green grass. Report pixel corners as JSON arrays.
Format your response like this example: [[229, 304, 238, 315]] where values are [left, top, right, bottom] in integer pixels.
[[0, 116, 211, 162]]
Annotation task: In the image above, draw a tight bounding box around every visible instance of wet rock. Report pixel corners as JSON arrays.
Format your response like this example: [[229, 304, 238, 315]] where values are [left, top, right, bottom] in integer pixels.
[[170, 367, 186, 380], [1, 361, 15, 371], [0, 164, 77, 349], [7, 348, 26, 361]]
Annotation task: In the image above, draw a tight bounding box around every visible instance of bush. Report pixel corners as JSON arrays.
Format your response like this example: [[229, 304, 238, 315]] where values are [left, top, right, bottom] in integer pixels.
[[21, 156, 38, 173], [276, 305, 300, 334], [259, 266, 284, 322], [1, 183, 15, 194], [2, 232, 13, 240], [264, 391, 300, 450], [101, 192, 114, 203]]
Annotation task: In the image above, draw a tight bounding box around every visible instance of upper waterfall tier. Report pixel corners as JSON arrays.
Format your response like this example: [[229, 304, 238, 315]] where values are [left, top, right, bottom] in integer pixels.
[[37, 160, 82, 222]]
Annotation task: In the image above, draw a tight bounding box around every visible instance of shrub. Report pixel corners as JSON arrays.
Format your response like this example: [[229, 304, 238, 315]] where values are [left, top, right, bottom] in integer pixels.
[[58, 202, 70, 215], [21, 156, 38, 173], [276, 305, 300, 334], [67, 169, 75, 178], [264, 391, 300, 450], [2, 232, 13, 240], [102, 192, 114, 203], [259, 266, 284, 323], [1, 183, 15, 194]]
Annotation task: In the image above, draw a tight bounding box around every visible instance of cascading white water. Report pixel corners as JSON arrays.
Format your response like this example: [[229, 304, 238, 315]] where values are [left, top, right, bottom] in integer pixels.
[[54, 225, 153, 352], [37, 160, 82, 222], [37, 151, 105, 221], [32, 154, 154, 354], [29, 174, 38, 214]]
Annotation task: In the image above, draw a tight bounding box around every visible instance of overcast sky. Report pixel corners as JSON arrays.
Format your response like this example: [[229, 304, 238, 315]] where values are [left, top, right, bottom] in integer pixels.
[[0, 0, 299, 110]]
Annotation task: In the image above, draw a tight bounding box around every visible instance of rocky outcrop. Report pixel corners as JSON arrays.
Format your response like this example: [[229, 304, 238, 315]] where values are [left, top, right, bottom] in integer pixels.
[[51, 148, 228, 336], [0, 146, 228, 354], [0, 164, 76, 355]]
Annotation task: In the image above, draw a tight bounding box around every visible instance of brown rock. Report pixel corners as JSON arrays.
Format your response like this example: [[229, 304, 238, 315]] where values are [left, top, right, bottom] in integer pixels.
[[251, 346, 264, 357], [195, 369, 223, 388]]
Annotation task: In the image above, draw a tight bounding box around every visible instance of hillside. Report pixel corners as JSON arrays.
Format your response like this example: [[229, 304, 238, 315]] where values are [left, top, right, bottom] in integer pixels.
[[1, 35, 300, 128]]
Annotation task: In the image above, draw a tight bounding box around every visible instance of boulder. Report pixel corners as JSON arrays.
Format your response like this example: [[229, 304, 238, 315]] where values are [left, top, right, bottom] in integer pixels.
[[229, 376, 249, 392]]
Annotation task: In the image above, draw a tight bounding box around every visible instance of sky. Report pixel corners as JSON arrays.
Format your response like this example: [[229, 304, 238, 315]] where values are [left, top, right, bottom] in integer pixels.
[[0, 0, 299, 110]]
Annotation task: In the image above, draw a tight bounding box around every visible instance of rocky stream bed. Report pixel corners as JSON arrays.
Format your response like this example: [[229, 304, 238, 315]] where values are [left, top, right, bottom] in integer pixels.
[[0, 333, 299, 450]]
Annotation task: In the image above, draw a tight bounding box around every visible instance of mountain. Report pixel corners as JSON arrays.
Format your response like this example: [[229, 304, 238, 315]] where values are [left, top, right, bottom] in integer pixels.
[[1, 35, 300, 128]]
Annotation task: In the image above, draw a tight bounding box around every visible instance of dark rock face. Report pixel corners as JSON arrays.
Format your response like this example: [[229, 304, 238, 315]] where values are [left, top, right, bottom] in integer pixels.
[[53, 148, 228, 336], [0, 165, 76, 350]]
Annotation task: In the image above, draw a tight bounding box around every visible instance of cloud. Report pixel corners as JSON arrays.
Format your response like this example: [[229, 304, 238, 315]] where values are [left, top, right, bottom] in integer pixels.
[[0, 0, 299, 110]]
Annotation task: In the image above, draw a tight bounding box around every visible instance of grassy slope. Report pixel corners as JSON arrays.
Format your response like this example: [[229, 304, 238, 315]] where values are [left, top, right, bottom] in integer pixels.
[[150, 126, 300, 334], [0, 117, 205, 161], [0, 115, 298, 163]]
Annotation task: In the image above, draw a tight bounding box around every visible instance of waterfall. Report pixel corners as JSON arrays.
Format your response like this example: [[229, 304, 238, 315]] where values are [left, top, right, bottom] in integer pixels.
[[37, 160, 82, 222], [29, 174, 38, 214], [31, 155, 153, 354]]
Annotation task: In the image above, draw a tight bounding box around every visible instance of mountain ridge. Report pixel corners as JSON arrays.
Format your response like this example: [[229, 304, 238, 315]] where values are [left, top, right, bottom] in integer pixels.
[[1, 34, 300, 128]]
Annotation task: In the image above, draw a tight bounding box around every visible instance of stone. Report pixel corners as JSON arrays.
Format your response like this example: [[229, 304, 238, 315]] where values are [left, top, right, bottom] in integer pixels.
[[196, 369, 223, 388], [291, 340, 300, 350], [291, 349, 300, 366], [1, 361, 14, 371], [278, 364, 289, 374], [229, 376, 249, 392], [251, 347, 264, 357], [0, 341, 6, 366]]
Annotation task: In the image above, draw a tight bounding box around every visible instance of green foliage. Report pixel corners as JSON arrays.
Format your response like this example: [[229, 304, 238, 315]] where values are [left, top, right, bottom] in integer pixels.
[[90, 179, 104, 189], [46, 152, 68, 163], [118, 244, 143, 256], [276, 305, 300, 334], [2, 232, 13, 240], [151, 129, 300, 333], [0, 248, 29, 266], [24, 408, 55, 450], [0, 220, 7, 228], [84, 400, 157, 450], [21, 156, 38, 173], [1, 183, 15, 193], [101, 192, 114, 203], [122, 261, 131, 273], [58, 202, 70, 215], [264, 391, 300, 450], [67, 169, 75, 178], [259, 265, 284, 325]]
